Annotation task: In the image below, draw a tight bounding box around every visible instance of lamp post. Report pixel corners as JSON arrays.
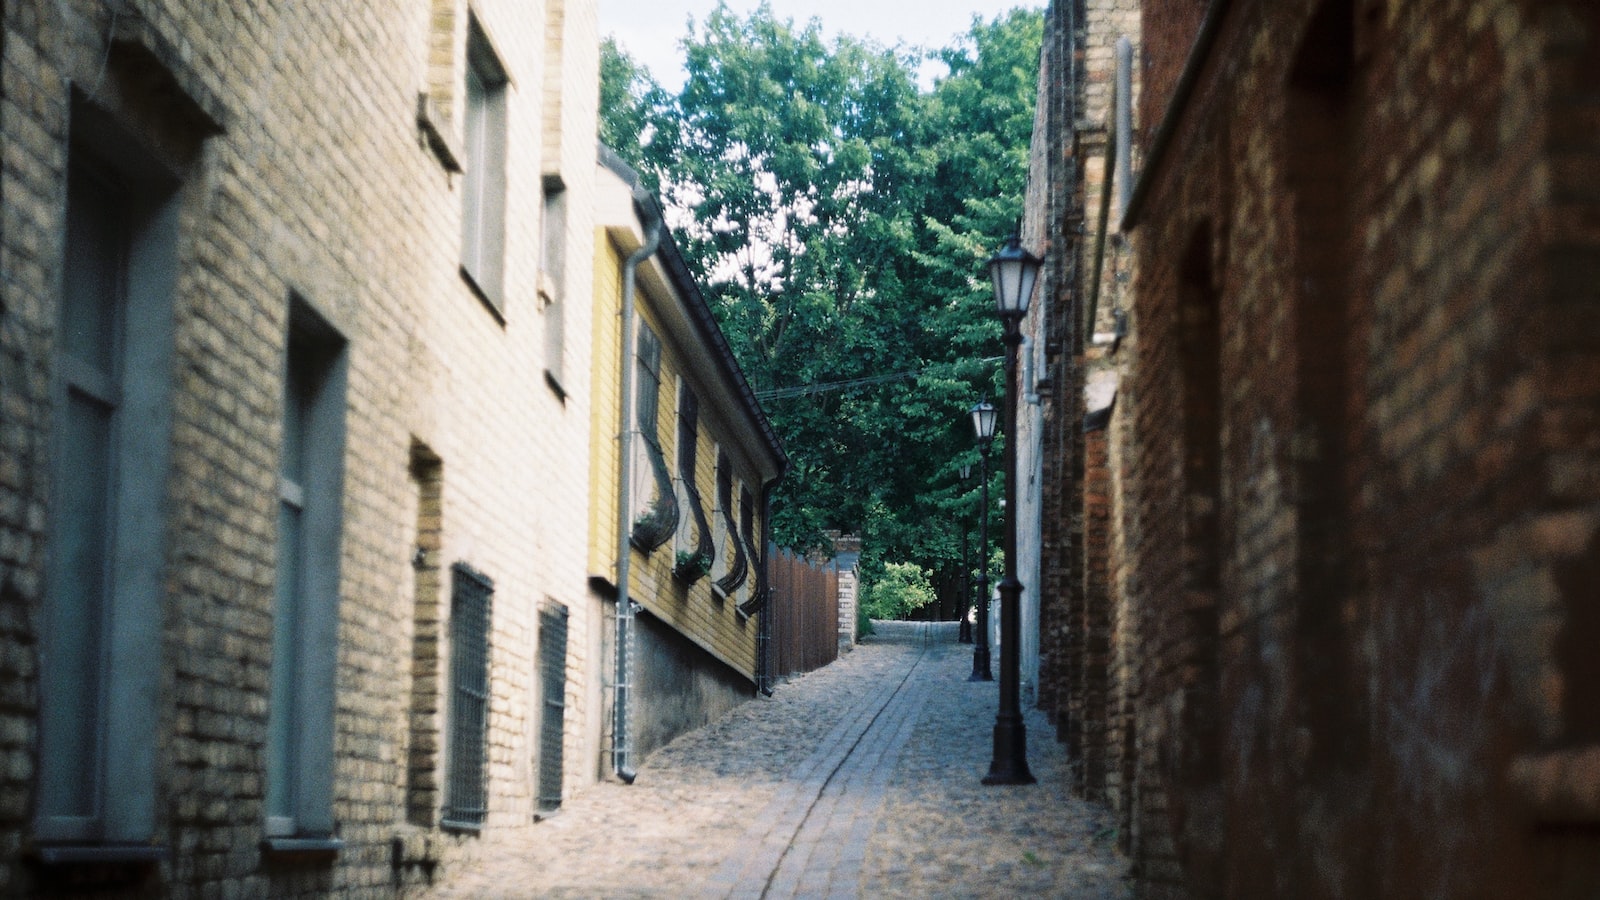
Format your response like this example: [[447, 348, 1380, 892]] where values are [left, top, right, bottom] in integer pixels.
[[969, 401, 996, 681], [982, 232, 1038, 786], [958, 463, 973, 643]]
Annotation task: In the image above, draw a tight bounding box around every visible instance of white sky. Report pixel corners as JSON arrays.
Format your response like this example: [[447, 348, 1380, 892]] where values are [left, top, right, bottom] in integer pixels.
[[598, 0, 1044, 91]]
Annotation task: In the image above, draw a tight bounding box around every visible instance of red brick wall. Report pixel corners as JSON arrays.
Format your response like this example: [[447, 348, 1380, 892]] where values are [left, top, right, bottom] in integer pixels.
[[1096, 0, 1600, 895]]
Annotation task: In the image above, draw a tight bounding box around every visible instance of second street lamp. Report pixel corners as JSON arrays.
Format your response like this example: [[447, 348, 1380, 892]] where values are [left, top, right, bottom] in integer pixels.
[[969, 400, 995, 680], [982, 232, 1038, 786]]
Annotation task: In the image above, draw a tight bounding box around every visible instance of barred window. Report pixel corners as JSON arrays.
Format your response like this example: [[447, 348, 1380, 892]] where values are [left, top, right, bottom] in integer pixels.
[[713, 451, 748, 596], [444, 564, 493, 830], [674, 384, 714, 578], [630, 323, 677, 550], [537, 603, 569, 812]]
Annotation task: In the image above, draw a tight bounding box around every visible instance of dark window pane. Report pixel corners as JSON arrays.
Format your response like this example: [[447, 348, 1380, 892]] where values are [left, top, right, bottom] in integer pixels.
[[41, 390, 114, 818]]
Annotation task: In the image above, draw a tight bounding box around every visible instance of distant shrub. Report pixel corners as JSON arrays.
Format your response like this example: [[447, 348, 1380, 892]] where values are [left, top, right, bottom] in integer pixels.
[[860, 562, 935, 621]]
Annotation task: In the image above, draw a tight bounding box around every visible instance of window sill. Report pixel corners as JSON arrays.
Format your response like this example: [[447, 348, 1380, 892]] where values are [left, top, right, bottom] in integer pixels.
[[459, 266, 506, 325], [440, 818, 484, 835], [261, 837, 344, 861], [32, 844, 168, 865], [544, 369, 567, 403], [417, 93, 462, 174]]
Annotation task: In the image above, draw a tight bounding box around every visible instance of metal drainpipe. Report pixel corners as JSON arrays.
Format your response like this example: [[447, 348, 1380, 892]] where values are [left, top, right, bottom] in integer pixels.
[[613, 187, 662, 785], [757, 477, 779, 697]]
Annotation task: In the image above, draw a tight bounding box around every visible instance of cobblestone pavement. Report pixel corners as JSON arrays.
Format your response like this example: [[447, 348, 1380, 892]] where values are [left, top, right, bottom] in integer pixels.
[[422, 621, 1131, 899]]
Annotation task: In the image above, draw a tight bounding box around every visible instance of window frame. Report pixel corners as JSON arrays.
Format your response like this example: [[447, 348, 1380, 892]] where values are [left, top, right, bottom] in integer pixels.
[[265, 301, 348, 845], [443, 563, 494, 831], [629, 322, 678, 551], [38, 145, 178, 849], [459, 12, 510, 313], [541, 175, 569, 392]]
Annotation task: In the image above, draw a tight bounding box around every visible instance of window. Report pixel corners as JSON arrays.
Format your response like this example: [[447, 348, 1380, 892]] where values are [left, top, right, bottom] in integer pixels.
[[713, 450, 748, 597], [737, 485, 760, 612], [38, 147, 177, 849], [541, 177, 568, 390], [630, 323, 677, 551], [1175, 226, 1223, 786], [461, 15, 508, 312], [1287, 0, 1363, 768], [444, 563, 493, 830], [673, 383, 714, 580], [536, 602, 569, 812], [266, 301, 347, 843]]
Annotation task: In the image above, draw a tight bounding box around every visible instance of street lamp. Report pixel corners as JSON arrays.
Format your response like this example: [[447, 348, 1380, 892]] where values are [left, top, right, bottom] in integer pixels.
[[958, 462, 973, 643], [982, 232, 1038, 786], [968, 400, 995, 681]]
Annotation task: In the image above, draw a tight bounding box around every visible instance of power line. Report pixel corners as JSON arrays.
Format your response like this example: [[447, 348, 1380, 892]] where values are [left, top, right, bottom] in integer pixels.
[[753, 356, 1002, 401]]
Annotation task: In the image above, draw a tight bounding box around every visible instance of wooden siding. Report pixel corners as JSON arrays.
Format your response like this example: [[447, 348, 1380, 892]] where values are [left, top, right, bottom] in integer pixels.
[[587, 232, 766, 681]]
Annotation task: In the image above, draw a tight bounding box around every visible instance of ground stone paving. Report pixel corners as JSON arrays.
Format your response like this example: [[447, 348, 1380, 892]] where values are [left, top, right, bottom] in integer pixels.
[[420, 621, 1131, 899]]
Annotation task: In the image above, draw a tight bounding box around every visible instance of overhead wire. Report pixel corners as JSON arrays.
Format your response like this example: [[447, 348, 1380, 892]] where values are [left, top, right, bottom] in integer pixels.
[[753, 356, 1002, 401]]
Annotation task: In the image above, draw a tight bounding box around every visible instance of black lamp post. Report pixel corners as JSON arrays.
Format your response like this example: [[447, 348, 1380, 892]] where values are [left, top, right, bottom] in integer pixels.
[[969, 400, 996, 681], [982, 232, 1038, 786], [958, 462, 973, 643]]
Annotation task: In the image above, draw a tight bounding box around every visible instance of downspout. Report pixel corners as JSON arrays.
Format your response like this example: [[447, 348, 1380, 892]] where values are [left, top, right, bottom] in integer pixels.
[[757, 477, 778, 697], [613, 186, 662, 785]]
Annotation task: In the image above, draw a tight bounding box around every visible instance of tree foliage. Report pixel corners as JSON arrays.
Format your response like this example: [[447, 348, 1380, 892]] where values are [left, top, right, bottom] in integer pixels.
[[600, 4, 1043, 611], [860, 562, 937, 621]]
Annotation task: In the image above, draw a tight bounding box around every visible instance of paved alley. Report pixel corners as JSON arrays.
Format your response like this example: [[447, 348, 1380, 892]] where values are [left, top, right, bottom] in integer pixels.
[[423, 621, 1130, 899]]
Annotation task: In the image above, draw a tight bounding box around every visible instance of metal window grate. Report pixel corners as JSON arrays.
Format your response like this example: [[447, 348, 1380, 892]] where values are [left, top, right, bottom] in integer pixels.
[[443, 563, 492, 830], [536, 603, 569, 811], [714, 453, 747, 595]]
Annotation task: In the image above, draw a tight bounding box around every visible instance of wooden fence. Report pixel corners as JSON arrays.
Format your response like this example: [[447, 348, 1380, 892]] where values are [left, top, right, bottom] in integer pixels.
[[767, 545, 840, 678]]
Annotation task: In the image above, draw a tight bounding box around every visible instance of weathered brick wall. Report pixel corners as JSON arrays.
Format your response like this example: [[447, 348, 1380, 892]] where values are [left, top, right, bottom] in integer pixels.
[[1111, 0, 1600, 896], [1027, 0, 1142, 832], [1030, 0, 1068, 743], [0, 0, 601, 894]]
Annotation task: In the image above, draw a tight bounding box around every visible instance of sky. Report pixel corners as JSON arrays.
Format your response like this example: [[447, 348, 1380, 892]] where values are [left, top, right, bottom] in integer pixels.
[[597, 0, 1043, 91]]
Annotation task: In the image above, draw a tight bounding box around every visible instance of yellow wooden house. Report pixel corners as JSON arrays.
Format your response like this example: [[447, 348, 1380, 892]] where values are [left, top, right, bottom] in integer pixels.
[[588, 148, 787, 773]]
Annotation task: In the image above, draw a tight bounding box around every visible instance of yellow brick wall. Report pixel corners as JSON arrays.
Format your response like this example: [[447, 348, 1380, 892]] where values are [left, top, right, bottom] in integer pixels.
[[0, 0, 602, 891]]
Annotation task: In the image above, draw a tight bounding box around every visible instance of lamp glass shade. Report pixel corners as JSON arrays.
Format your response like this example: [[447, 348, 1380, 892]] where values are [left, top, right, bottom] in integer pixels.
[[970, 400, 998, 442], [988, 234, 1041, 319], [960, 463, 972, 481]]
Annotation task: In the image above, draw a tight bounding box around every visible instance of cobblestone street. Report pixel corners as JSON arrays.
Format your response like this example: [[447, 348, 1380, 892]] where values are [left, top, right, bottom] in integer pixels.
[[423, 621, 1130, 899]]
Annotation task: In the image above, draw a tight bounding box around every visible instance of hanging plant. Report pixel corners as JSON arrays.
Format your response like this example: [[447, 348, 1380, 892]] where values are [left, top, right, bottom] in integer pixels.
[[673, 549, 712, 584], [630, 493, 679, 553]]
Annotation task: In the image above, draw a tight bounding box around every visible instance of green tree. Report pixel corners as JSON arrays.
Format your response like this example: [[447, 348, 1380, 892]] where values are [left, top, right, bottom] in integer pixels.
[[598, 37, 676, 192], [860, 562, 936, 620], [597, 5, 1043, 603]]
